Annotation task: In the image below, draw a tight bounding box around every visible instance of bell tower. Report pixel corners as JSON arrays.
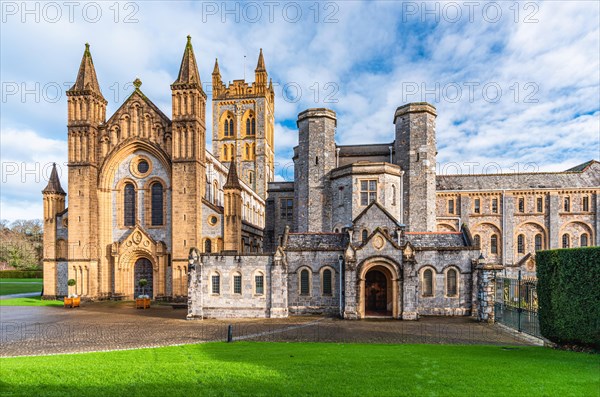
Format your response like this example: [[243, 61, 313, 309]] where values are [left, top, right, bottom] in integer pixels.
[[42, 163, 66, 298], [211, 49, 275, 199], [170, 35, 207, 297]]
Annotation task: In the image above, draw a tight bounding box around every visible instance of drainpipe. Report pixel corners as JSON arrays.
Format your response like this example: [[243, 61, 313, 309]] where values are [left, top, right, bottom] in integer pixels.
[[336, 147, 340, 168], [502, 190, 506, 271], [389, 146, 393, 163], [338, 254, 344, 318]]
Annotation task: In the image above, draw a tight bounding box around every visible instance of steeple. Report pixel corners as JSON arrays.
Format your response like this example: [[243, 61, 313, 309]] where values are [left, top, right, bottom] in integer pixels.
[[213, 58, 221, 76], [172, 35, 201, 87], [69, 43, 103, 97], [42, 163, 66, 195], [224, 161, 242, 190]]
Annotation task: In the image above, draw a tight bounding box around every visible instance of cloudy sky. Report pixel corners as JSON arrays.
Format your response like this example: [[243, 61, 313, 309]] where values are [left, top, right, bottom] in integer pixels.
[[1, 1, 599, 222]]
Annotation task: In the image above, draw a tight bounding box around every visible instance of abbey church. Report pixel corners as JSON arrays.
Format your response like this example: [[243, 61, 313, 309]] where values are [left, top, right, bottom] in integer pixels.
[[43, 37, 599, 320]]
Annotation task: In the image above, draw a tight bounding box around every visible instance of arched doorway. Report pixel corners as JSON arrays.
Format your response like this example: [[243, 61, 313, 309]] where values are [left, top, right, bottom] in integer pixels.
[[134, 258, 153, 298], [365, 269, 388, 315], [359, 261, 401, 319]]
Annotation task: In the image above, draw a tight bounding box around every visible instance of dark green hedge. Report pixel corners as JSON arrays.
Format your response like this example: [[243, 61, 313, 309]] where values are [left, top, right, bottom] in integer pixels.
[[0, 270, 43, 279], [537, 247, 600, 348]]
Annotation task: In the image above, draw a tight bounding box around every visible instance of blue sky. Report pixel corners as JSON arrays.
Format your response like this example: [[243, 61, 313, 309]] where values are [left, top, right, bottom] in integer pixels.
[[1, 1, 599, 221]]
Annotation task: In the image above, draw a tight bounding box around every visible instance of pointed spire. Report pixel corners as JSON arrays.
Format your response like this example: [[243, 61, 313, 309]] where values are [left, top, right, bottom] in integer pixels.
[[173, 35, 201, 87], [268, 78, 273, 91], [69, 43, 102, 95], [43, 163, 66, 195], [224, 161, 242, 190], [212, 58, 221, 75], [255, 48, 266, 71]]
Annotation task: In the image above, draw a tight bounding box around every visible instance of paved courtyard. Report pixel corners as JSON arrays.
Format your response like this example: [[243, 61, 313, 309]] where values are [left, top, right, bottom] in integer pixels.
[[0, 302, 534, 357]]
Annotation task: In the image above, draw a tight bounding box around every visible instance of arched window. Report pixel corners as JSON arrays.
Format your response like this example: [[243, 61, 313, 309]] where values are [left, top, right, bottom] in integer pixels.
[[446, 268, 458, 297], [535, 234, 543, 251], [562, 234, 570, 248], [204, 238, 212, 253], [392, 185, 397, 206], [473, 234, 481, 248], [580, 233, 588, 247], [224, 114, 234, 137], [490, 234, 498, 254], [564, 197, 570, 212], [246, 115, 256, 136], [362, 229, 369, 243], [322, 268, 332, 296], [124, 183, 136, 226], [245, 144, 250, 160], [232, 272, 242, 294], [300, 269, 310, 296], [223, 145, 228, 161], [422, 268, 434, 297], [255, 272, 264, 295], [517, 234, 525, 254], [151, 182, 163, 226]]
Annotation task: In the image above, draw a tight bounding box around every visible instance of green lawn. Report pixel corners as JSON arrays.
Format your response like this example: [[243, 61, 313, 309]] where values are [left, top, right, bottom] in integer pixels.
[[1, 343, 598, 396], [0, 278, 42, 295], [0, 296, 63, 307]]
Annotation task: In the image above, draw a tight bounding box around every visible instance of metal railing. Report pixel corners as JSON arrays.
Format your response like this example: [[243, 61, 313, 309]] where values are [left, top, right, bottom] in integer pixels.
[[494, 272, 541, 338]]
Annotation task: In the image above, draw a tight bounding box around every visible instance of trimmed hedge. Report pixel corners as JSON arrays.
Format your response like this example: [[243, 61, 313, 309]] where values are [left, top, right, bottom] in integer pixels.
[[0, 270, 43, 279], [537, 247, 600, 348]]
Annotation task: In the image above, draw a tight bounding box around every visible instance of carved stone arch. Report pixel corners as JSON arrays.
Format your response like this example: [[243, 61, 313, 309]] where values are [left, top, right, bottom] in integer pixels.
[[559, 221, 594, 247], [98, 140, 171, 190], [357, 257, 402, 319]]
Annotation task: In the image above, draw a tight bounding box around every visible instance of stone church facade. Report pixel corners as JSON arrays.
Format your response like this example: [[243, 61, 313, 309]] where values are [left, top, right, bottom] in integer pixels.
[[43, 37, 599, 320]]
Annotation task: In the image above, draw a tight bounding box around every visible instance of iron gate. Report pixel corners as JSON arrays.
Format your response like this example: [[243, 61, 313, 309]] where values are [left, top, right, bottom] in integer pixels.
[[494, 272, 541, 338]]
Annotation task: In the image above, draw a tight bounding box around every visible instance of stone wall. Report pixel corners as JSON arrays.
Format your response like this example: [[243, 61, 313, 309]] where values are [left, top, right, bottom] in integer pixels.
[[187, 252, 287, 319]]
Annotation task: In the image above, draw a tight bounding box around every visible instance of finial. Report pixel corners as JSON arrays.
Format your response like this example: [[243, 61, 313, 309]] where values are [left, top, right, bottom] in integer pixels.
[[187, 35, 192, 46], [133, 78, 142, 89], [85, 43, 90, 50]]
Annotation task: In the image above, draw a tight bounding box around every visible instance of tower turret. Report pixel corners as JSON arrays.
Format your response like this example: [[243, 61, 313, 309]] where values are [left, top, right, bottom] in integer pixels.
[[212, 58, 223, 98], [170, 36, 207, 295], [223, 161, 243, 252], [65, 43, 105, 297], [393, 102, 437, 232], [42, 163, 66, 298], [254, 48, 267, 94], [293, 108, 337, 232]]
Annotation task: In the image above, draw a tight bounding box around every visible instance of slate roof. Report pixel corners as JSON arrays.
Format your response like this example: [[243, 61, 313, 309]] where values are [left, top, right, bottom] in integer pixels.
[[285, 233, 348, 251], [404, 232, 467, 248], [42, 163, 66, 195], [436, 160, 599, 190]]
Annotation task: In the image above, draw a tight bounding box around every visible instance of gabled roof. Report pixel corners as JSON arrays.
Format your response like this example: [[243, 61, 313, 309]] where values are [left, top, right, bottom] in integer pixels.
[[355, 227, 401, 250], [105, 87, 171, 126], [566, 160, 598, 172], [352, 200, 401, 226], [42, 163, 66, 195]]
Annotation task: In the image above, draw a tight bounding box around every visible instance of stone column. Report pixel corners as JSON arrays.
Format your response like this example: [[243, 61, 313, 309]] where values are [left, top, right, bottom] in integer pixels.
[[475, 264, 503, 323], [269, 248, 289, 318], [187, 248, 203, 320], [548, 193, 560, 249]]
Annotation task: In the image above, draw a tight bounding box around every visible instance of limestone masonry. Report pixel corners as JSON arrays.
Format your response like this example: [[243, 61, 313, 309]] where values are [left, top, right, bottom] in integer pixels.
[[43, 37, 599, 320]]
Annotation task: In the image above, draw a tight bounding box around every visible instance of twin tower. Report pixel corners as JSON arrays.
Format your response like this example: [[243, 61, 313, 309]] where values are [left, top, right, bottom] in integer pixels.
[[292, 103, 438, 233]]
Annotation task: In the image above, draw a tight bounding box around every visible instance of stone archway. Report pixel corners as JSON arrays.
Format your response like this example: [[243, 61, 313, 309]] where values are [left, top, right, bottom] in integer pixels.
[[358, 260, 401, 319]]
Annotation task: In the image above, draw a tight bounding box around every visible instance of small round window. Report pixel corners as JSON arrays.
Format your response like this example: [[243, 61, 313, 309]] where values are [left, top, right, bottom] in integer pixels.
[[137, 159, 149, 174], [130, 155, 152, 178], [208, 215, 218, 226]]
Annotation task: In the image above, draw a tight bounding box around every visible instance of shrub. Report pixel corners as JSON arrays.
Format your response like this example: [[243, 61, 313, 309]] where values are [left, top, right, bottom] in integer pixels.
[[537, 247, 600, 348], [0, 270, 43, 278]]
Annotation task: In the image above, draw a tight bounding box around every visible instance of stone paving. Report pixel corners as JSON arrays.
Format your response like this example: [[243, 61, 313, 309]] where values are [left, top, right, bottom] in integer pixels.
[[0, 302, 534, 357]]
